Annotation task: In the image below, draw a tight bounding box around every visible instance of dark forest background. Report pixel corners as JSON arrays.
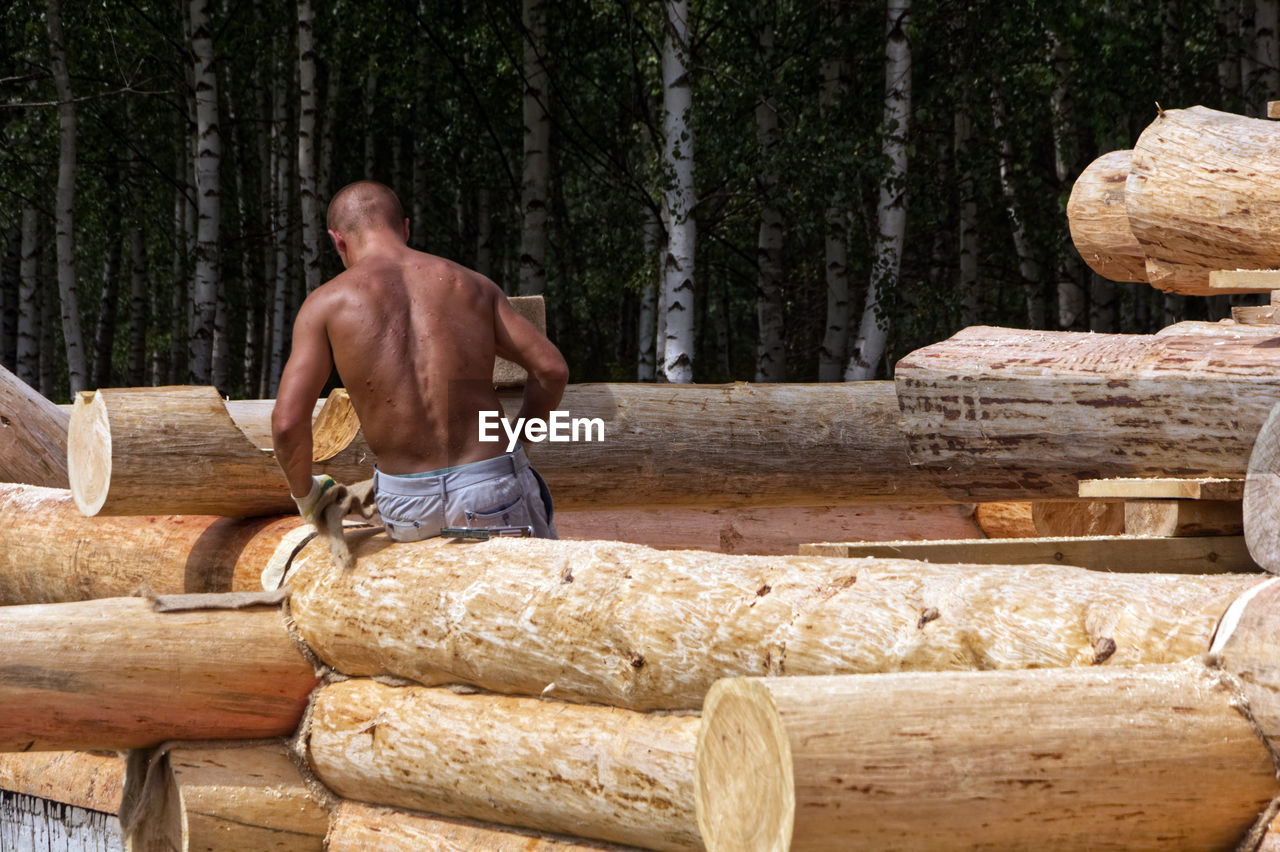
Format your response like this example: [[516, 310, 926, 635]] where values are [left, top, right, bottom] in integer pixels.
[[0, 0, 1273, 402]]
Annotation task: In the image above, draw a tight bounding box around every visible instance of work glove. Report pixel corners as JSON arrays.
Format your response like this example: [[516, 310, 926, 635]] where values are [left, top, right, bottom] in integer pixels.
[[294, 474, 337, 524]]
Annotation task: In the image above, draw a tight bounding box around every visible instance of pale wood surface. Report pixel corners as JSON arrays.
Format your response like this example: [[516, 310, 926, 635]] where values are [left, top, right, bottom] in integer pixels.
[[973, 502, 1037, 538], [1212, 577, 1280, 743], [895, 323, 1280, 500], [1079, 477, 1244, 500], [128, 744, 326, 852], [1246, 402, 1280, 572], [308, 680, 700, 852], [0, 363, 70, 488], [1030, 500, 1123, 536], [1127, 106, 1280, 294], [695, 667, 1278, 851], [0, 483, 304, 604], [556, 503, 981, 554], [799, 535, 1259, 573], [327, 803, 640, 851], [286, 536, 1258, 711], [1232, 305, 1280, 325], [493, 295, 546, 387], [1066, 149, 1148, 283], [0, 597, 317, 750], [0, 751, 123, 813], [1210, 269, 1280, 293], [1124, 499, 1243, 536]]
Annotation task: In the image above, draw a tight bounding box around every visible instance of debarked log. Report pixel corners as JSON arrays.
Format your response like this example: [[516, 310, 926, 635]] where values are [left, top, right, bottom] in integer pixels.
[[694, 664, 1279, 851], [0, 597, 317, 750], [1126, 105, 1280, 295], [307, 679, 701, 852], [0, 751, 123, 814], [0, 362, 70, 488], [285, 536, 1259, 712], [0, 483, 307, 604], [1067, 149, 1149, 283], [894, 322, 1280, 501], [327, 802, 642, 851]]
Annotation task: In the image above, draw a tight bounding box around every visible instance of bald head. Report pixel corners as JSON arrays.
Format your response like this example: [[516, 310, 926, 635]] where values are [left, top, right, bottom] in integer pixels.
[[326, 180, 405, 236]]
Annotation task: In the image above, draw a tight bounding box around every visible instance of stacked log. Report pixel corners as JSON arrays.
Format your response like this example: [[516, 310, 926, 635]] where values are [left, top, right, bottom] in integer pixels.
[[0, 363, 70, 488], [1066, 149, 1148, 283]]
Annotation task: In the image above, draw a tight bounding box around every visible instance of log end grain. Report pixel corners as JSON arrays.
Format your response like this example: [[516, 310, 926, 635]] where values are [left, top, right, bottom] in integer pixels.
[[67, 390, 111, 517], [695, 678, 793, 852], [1246, 402, 1280, 573]]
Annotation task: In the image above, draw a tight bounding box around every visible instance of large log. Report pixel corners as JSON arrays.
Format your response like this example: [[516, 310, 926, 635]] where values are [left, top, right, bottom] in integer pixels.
[[0, 751, 123, 814], [1066, 149, 1148, 283], [0, 483, 306, 604], [327, 802, 640, 851], [0, 362, 70, 487], [126, 743, 327, 852], [286, 536, 1259, 711], [1126, 105, 1280, 295], [694, 665, 1278, 851], [894, 322, 1280, 501], [307, 679, 700, 852], [0, 596, 317, 750]]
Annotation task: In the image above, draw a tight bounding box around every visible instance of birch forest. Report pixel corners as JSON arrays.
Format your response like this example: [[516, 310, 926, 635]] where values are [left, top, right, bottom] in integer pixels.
[[0, 0, 1274, 401]]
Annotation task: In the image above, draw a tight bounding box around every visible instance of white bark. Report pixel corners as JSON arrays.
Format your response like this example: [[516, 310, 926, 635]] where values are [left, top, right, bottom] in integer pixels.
[[268, 66, 290, 399], [46, 0, 88, 393], [818, 4, 849, 382], [518, 0, 551, 296], [993, 90, 1044, 327], [1049, 32, 1085, 330], [845, 0, 910, 381], [17, 208, 39, 387], [638, 209, 660, 381], [297, 0, 322, 294], [188, 0, 221, 385], [661, 0, 696, 383], [754, 1, 785, 382]]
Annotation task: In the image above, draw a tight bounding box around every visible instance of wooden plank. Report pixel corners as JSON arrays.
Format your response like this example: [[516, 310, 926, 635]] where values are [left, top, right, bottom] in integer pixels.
[[799, 535, 1259, 574], [1124, 500, 1243, 537], [1079, 477, 1244, 501], [1208, 269, 1280, 293]]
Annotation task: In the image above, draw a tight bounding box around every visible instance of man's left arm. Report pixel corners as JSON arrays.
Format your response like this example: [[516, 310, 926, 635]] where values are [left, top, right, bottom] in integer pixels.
[[272, 296, 334, 503]]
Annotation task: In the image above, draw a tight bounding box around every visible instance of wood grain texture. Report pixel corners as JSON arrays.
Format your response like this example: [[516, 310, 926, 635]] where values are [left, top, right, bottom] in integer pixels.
[[286, 536, 1258, 711], [128, 744, 327, 852], [1246, 402, 1280, 572], [972, 502, 1037, 538], [0, 751, 123, 813], [1030, 500, 1124, 536], [0, 362, 70, 488], [799, 535, 1259, 573], [895, 323, 1280, 501], [0, 484, 304, 604], [0, 597, 317, 750], [695, 666, 1278, 851], [1127, 106, 1280, 295], [1079, 477, 1244, 500], [327, 802, 640, 851], [308, 680, 700, 852], [1124, 499, 1243, 536], [1066, 149, 1148, 283]]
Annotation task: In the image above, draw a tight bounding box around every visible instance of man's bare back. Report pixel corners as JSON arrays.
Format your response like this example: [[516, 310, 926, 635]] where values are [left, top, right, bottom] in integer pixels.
[[272, 181, 567, 500]]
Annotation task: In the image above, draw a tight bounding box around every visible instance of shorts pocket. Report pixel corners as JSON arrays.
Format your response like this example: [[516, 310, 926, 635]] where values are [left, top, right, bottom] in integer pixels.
[[462, 480, 532, 528]]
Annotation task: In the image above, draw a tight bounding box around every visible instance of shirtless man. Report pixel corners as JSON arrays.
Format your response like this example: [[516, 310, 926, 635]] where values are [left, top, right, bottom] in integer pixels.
[[271, 180, 568, 541]]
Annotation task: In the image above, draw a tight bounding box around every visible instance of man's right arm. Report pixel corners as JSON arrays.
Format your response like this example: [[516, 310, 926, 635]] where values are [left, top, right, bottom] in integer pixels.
[[492, 287, 569, 425]]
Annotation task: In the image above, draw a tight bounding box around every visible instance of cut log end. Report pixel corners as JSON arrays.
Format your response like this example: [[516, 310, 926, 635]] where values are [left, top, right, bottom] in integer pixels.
[[67, 390, 110, 517], [1246, 402, 1280, 573], [695, 678, 793, 852]]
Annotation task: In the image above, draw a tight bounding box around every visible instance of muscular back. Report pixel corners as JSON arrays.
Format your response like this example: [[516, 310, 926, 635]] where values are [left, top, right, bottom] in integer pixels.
[[314, 248, 509, 474]]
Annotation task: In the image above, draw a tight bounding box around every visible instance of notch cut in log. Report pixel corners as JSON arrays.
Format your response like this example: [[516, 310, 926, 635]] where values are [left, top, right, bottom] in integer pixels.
[[894, 323, 1280, 501], [307, 680, 701, 852], [0, 362, 70, 488], [695, 664, 1278, 851], [1066, 149, 1148, 283], [286, 536, 1260, 711], [0, 596, 316, 751]]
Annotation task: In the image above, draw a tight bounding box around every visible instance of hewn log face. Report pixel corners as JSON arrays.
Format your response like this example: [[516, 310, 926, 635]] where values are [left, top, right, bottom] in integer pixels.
[[127, 744, 327, 852], [286, 536, 1257, 712], [0, 363, 70, 488], [0, 751, 123, 813], [327, 802, 640, 851], [308, 680, 701, 852], [0, 598, 317, 750], [1127, 106, 1280, 295], [894, 323, 1280, 501], [1067, 149, 1148, 283], [0, 484, 304, 604], [695, 666, 1278, 851]]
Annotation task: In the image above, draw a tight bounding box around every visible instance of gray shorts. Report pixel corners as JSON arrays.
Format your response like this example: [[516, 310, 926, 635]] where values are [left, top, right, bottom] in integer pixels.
[[373, 446, 556, 543]]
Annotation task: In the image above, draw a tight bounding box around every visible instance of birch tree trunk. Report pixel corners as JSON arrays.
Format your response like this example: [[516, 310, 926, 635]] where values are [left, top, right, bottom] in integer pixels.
[[637, 209, 660, 381], [16, 207, 39, 387], [298, 0, 322, 294], [92, 162, 121, 390], [127, 206, 148, 385], [817, 1, 849, 382], [519, 0, 550, 297], [754, 1, 785, 382], [955, 109, 979, 325], [993, 90, 1044, 327], [661, 0, 696, 383], [1255, 0, 1280, 107], [1049, 31, 1086, 331], [1221, 0, 1242, 103], [845, 0, 910, 380], [268, 62, 291, 397], [46, 0, 88, 394], [167, 117, 187, 385], [188, 0, 221, 386]]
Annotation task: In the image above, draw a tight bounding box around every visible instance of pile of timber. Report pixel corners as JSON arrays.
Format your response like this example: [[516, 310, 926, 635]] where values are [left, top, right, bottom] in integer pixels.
[[1068, 104, 1280, 295]]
